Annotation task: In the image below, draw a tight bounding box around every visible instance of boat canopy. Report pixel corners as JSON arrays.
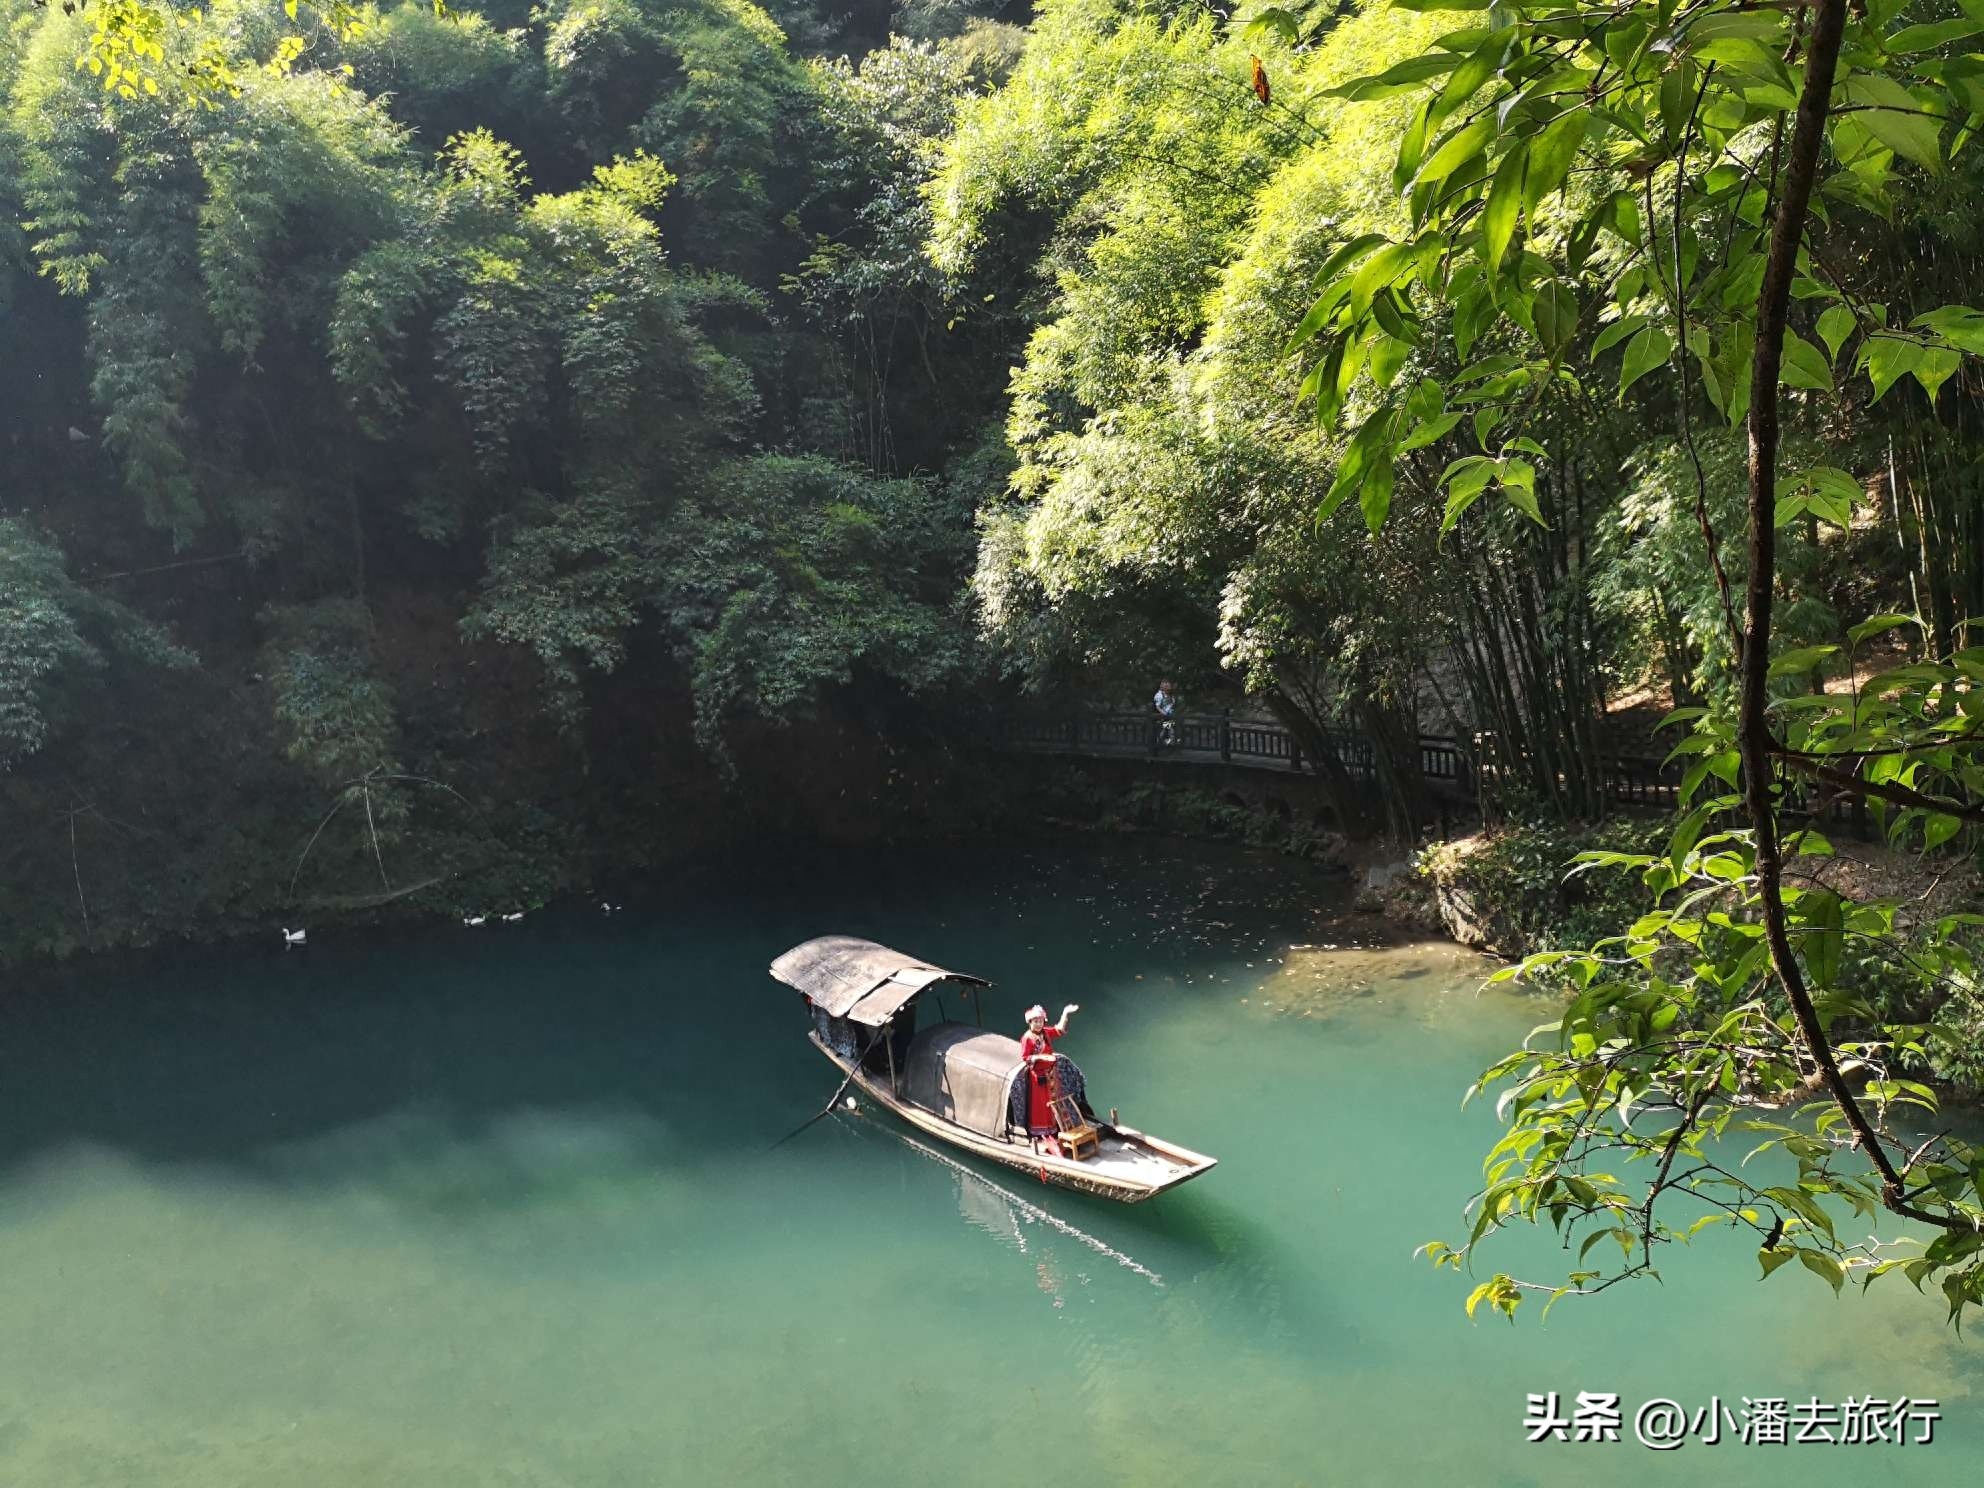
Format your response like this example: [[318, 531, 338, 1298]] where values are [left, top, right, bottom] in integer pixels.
[[770, 936, 990, 1029], [901, 1022, 1024, 1139]]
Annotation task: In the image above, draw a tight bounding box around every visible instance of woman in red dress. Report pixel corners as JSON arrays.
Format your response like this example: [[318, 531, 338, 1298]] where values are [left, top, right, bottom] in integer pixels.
[[1020, 1002, 1079, 1151]]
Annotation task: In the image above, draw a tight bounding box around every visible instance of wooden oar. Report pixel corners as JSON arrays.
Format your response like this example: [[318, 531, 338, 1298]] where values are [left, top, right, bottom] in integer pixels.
[[768, 1026, 885, 1151]]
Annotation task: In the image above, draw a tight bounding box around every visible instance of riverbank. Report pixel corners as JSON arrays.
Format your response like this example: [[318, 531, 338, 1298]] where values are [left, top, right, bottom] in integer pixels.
[[1002, 760, 1984, 1098], [0, 718, 1018, 969], [0, 741, 1412, 971], [15, 737, 1981, 1096]]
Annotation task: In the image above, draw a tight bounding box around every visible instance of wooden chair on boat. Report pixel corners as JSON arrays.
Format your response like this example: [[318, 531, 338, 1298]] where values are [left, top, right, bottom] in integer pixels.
[[1049, 1095, 1100, 1162]]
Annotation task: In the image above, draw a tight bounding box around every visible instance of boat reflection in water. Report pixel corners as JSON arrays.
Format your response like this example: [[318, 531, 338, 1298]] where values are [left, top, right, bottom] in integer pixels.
[[892, 1126, 1166, 1296]]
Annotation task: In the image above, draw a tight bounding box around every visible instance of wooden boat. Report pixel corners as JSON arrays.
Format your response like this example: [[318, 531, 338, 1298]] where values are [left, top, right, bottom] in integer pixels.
[[771, 935, 1217, 1203]]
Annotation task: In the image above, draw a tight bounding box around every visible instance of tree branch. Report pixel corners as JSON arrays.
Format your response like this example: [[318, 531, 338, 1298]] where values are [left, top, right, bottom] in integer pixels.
[[1736, 0, 1963, 1232], [1775, 751, 1984, 824]]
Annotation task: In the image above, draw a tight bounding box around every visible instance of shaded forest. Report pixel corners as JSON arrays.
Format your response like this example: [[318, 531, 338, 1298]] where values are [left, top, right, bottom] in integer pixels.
[[0, 0, 1036, 955]]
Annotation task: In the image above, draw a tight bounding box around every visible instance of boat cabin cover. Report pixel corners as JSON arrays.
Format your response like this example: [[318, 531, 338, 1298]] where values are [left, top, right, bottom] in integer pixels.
[[900, 1023, 1025, 1139], [768, 935, 989, 1028]]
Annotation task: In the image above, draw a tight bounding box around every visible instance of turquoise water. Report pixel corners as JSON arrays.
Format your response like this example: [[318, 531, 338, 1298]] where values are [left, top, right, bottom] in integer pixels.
[[0, 840, 1976, 1485]]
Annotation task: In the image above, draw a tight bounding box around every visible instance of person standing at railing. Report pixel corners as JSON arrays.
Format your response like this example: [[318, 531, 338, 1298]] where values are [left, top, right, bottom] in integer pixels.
[[1151, 679, 1178, 752]]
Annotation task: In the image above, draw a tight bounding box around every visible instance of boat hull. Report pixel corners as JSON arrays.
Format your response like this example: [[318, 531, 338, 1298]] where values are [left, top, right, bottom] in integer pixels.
[[808, 1033, 1217, 1203]]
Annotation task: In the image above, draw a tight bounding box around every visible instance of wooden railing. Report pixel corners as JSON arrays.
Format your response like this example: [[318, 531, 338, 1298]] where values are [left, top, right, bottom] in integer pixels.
[[1000, 709, 1883, 835], [1002, 710, 1680, 813]]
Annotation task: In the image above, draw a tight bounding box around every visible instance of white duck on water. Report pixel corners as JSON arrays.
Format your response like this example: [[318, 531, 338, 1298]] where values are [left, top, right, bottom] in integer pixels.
[[281, 928, 307, 948]]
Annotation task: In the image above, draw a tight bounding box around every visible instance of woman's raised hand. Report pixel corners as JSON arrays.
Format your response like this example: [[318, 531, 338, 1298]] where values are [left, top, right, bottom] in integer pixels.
[[1061, 1003, 1080, 1020]]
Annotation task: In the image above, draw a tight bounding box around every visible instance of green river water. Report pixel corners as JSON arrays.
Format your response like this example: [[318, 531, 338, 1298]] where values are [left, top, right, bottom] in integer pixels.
[[1, 839, 1976, 1485]]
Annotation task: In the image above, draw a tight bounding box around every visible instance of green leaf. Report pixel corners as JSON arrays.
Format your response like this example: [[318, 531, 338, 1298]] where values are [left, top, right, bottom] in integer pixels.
[[1451, 276, 1495, 362], [1599, 190, 1642, 249], [1591, 314, 1648, 356], [1394, 99, 1433, 193], [1806, 465, 1863, 507], [1815, 304, 1856, 361], [1658, 62, 1694, 143], [1498, 459, 1543, 525], [1914, 345, 1961, 402], [1619, 325, 1673, 395], [1799, 888, 1844, 987], [1281, 296, 1337, 361], [1368, 334, 1412, 389], [1315, 477, 1354, 526], [1296, 356, 1327, 407], [1311, 233, 1392, 291], [1732, 69, 1800, 110], [1770, 643, 1839, 677], [1943, 51, 1984, 115], [1602, 17, 1649, 74], [1370, 290, 1415, 342], [1707, 320, 1756, 426], [1360, 459, 1395, 534], [1325, 52, 1464, 102], [1523, 109, 1588, 219], [1780, 333, 1835, 392], [1412, 116, 1495, 193], [1440, 456, 1497, 532], [1887, 18, 1984, 51], [1689, 12, 1788, 40], [1239, 5, 1301, 44], [1483, 146, 1525, 278], [1531, 280, 1578, 354], [1759, 1245, 1798, 1279], [1399, 410, 1464, 452], [1911, 304, 1984, 353], [1336, 334, 1371, 403], [1849, 612, 1916, 646], [1429, 27, 1513, 133], [1842, 73, 1944, 171], [1403, 376, 1445, 424], [1798, 1248, 1846, 1293], [1858, 335, 1925, 400], [1310, 341, 1347, 422], [1349, 243, 1415, 319], [1410, 230, 1447, 287], [1322, 418, 1393, 527]]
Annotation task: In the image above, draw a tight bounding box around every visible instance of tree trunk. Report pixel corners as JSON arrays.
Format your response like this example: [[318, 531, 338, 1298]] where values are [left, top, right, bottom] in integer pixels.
[[1261, 686, 1376, 837], [1352, 694, 1431, 841], [1739, 0, 1919, 1215]]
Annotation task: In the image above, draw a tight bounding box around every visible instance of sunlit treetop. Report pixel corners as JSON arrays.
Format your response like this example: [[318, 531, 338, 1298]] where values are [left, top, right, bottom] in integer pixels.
[[46, 0, 445, 102]]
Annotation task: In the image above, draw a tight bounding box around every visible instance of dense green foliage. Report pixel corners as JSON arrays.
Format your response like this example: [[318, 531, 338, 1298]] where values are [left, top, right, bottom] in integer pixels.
[[921, 0, 1984, 1322], [0, 0, 1025, 956], [0, 518, 191, 766], [1226, 0, 1984, 1323], [1418, 817, 1667, 954], [935, 0, 1634, 830]]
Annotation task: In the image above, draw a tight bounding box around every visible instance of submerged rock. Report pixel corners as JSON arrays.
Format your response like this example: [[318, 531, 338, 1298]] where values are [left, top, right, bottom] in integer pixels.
[[1253, 941, 1492, 1020]]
